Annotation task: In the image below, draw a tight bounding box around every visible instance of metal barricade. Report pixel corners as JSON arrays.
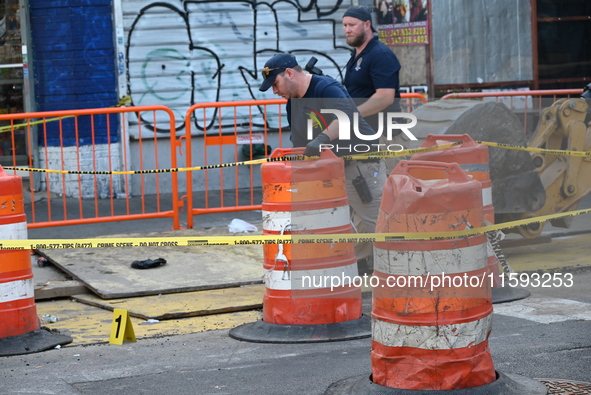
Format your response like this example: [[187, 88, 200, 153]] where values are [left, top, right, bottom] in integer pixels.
[[0, 106, 182, 230], [183, 99, 286, 229], [1, 94, 427, 230], [441, 89, 584, 136], [401, 92, 428, 112]]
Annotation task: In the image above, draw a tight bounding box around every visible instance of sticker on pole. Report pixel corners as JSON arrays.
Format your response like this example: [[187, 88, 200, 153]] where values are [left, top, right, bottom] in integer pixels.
[[109, 308, 136, 345]]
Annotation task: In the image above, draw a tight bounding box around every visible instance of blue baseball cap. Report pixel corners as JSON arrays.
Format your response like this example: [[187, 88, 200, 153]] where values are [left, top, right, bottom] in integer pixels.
[[259, 53, 298, 92], [343, 5, 376, 32]]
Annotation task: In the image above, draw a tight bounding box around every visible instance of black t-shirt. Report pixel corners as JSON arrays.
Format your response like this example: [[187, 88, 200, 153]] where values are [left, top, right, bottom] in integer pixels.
[[287, 75, 380, 156], [344, 36, 402, 132]]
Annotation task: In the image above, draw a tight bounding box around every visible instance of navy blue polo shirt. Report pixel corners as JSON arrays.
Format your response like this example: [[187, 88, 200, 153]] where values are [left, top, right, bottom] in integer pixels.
[[287, 75, 380, 156], [344, 36, 402, 131]]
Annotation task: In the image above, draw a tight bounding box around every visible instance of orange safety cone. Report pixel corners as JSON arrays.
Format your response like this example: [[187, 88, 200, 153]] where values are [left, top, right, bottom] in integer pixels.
[[0, 166, 72, 356], [229, 148, 370, 343], [323, 160, 547, 394], [412, 134, 530, 304]]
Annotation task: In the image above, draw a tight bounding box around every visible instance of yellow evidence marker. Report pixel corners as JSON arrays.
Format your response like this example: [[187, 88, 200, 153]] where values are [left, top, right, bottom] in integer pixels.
[[109, 308, 136, 345]]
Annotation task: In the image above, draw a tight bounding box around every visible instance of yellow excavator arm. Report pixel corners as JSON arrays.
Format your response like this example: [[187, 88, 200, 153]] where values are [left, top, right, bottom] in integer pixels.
[[516, 96, 591, 238]]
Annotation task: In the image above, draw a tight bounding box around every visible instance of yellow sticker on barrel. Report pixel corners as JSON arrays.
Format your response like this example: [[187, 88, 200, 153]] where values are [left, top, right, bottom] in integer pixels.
[[109, 309, 136, 345]]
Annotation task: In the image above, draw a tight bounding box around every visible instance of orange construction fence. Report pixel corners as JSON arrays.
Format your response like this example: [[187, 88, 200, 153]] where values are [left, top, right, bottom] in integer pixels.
[[441, 88, 584, 136], [0, 105, 182, 230], [182, 99, 286, 229]]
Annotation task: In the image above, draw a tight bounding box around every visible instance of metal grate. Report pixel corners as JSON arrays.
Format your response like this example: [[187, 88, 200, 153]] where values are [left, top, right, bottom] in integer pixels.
[[538, 379, 591, 395]]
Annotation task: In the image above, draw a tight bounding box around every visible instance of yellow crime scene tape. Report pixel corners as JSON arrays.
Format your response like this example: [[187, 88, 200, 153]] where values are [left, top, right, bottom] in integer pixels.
[[0, 138, 589, 250], [1, 207, 590, 250], [2, 140, 590, 175], [0, 96, 132, 134], [1, 142, 462, 175], [476, 140, 591, 158]]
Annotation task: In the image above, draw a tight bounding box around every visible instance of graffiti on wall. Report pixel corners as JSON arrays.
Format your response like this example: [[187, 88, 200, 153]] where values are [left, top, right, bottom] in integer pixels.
[[123, 0, 351, 134]]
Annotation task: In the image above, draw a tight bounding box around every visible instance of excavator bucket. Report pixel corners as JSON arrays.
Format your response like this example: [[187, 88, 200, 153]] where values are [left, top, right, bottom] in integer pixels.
[[405, 99, 546, 215]]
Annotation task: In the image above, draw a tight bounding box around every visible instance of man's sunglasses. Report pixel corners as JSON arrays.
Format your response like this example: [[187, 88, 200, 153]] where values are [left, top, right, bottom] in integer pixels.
[[262, 67, 286, 79]]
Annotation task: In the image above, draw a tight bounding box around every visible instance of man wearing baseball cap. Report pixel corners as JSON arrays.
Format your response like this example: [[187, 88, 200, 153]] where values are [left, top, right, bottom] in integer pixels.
[[259, 52, 388, 273], [342, 5, 403, 273], [258, 52, 381, 159], [342, 5, 402, 139], [258, 53, 299, 94]]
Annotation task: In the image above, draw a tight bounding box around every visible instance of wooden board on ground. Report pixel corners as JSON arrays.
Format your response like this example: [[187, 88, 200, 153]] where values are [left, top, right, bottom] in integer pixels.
[[36, 298, 262, 346], [35, 280, 90, 300], [32, 254, 91, 300], [71, 284, 265, 320], [38, 225, 265, 299], [504, 233, 591, 273]]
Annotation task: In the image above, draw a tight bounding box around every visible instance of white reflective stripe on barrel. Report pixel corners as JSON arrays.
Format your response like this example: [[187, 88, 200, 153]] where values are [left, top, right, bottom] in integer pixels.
[[264, 262, 358, 291], [373, 314, 492, 350], [0, 278, 34, 303], [482, 187, 493, 207], [0, 221, 27, 239], [262, 205, 350, 232], [374, 242, 487, 276]]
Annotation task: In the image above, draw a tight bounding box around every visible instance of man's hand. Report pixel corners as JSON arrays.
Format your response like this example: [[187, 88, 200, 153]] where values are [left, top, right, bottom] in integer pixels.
[[305, 133, 331, 156]]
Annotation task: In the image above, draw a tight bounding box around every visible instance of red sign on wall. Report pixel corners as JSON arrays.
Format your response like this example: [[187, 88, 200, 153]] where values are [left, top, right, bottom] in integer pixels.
[[374, 0, 429, 47]]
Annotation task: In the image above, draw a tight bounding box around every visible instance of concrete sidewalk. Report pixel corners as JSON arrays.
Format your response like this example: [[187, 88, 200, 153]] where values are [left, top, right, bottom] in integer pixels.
[[4, 193, 591, 394]]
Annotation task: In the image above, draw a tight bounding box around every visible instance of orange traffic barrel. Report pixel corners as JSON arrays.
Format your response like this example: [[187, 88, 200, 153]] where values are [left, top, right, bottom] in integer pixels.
[[229, 148, 370, 343], [323, 161, 547, 392], [412, 134, 493, 222], [412, 134, 499, 286], [412, 134, 530, 304], [373, 160, 495, 390], [0, 166, 72, 356], [0, 167, 38, 338]]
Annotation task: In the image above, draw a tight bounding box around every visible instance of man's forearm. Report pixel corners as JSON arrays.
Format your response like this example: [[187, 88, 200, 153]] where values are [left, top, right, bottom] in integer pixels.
[[357, 88, 395, 118]]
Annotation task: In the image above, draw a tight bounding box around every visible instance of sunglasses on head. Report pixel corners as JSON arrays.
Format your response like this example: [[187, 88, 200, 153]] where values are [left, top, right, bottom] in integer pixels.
[[262, 67, 286, 79]]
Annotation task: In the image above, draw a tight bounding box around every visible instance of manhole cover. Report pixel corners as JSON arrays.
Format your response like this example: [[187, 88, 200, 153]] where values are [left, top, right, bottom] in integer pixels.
[[538, 379, 591, 395]]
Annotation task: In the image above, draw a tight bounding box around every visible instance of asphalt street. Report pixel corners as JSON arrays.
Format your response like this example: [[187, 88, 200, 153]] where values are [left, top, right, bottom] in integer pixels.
[[6, 195, 591, 394], [2, 264, 590, 395]]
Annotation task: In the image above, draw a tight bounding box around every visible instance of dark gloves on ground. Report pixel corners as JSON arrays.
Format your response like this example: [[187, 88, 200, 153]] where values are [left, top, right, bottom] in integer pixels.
[[304, 133, 331, 157]]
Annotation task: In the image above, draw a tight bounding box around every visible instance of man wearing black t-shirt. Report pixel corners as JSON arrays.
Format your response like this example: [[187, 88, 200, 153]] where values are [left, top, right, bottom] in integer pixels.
[[259, 53, 386, 272], [342, 5, 405, 174]]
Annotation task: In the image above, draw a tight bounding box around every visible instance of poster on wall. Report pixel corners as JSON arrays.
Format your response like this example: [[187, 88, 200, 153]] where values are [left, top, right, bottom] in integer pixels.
[[374, 0, 429, 47]]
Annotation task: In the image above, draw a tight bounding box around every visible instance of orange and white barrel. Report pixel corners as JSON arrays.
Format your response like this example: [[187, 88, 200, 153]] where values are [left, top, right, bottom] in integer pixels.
[[372, 160, 495, 390], [412, 134, 500, 286], [412, 134, 493, 222], [261, 148, 361, 325], [0, 166, 39, 338]]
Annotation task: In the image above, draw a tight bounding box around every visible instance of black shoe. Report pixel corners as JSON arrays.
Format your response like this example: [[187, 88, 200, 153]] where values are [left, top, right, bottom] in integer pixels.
[[357, 258, 373, 277]]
